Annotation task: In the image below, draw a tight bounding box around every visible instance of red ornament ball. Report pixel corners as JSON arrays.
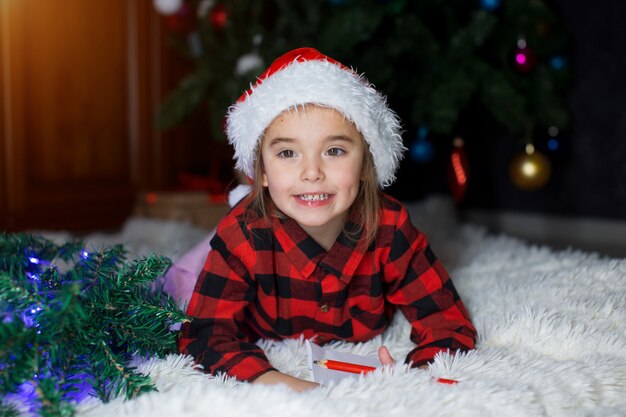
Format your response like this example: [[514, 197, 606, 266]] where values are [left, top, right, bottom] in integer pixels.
[[164, 3, 196, 34], [209, 4, 228, 30]]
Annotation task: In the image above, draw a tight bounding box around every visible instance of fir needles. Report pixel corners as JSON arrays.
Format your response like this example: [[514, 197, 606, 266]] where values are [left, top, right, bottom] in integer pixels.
[[0, 233, 187, 417]]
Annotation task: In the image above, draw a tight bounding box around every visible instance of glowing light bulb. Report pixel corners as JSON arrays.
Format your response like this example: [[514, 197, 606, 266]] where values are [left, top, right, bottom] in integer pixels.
[[547, 139, 559, 151]]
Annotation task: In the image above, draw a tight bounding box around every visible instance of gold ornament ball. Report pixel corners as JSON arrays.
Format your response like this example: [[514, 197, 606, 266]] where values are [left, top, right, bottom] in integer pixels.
[[509, 145, 552, 190]]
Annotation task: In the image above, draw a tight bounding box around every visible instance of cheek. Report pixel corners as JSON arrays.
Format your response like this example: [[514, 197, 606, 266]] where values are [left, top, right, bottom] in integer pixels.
[[340, 172, 361, 189], [337, 160, 364, 188], [263, 169, 289, 197]]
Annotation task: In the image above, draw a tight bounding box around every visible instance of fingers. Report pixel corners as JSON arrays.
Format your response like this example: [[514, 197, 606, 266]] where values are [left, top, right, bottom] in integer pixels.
[[378, 345, 396, 366]]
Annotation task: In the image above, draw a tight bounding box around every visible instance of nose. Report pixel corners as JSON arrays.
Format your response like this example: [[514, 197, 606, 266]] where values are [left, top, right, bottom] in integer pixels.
[[301, 154, 324, 182]]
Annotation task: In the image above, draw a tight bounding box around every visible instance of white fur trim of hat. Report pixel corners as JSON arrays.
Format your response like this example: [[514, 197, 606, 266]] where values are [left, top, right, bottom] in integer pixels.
[[226, 47, 406, 188]]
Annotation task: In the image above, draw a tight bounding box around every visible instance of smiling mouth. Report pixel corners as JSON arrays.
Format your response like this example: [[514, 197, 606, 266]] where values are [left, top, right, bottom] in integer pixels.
[[298, 194, 330, 201]]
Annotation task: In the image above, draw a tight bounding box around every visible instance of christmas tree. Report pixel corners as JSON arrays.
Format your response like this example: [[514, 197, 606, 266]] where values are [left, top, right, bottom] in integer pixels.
[[154, 0, 570, 195], [0, 233, 187, 417]]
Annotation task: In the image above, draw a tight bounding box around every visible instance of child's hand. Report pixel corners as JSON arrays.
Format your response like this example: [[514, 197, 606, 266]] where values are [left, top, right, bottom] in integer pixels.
[[378, 346, 428, 370], [378, 345, 396, 366]]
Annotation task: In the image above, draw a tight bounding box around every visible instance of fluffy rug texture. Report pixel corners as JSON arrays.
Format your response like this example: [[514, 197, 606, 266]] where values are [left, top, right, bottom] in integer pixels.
[[46, 197, 625, 417]]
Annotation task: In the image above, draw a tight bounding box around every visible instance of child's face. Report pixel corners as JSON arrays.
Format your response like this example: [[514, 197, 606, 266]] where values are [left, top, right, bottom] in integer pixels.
[[260, 105, 364, 242]]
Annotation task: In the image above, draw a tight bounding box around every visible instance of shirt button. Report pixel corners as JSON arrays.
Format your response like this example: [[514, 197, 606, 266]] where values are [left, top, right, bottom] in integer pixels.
[[320, 303, 330, 313]]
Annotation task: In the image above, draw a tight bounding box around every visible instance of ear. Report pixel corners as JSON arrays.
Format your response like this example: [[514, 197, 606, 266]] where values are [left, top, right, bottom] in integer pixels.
[[262, 172, 269, 187]]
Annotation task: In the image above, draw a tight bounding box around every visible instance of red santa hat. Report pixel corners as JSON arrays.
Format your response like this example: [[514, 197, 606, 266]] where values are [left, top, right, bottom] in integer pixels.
[[226, 47, 405, 188]]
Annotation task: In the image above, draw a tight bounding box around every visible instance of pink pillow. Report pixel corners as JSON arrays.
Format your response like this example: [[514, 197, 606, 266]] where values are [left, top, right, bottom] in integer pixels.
[[162, 230, 215, 309], [162, 184, 252, 310]]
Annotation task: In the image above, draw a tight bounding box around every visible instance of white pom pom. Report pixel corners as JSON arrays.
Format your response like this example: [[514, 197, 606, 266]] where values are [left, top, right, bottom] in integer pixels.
[[236, 53, 264, 76], [153, 0, 183, 15], [228, 184, 252, 207]]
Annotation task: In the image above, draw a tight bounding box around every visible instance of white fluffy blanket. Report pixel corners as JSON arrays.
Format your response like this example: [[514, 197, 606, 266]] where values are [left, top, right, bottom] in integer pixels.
[[49, 198, 625, 417]]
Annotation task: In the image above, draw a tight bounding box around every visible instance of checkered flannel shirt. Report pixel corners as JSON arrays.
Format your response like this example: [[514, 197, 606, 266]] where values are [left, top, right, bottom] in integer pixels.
[[179, 194, 476, 381]]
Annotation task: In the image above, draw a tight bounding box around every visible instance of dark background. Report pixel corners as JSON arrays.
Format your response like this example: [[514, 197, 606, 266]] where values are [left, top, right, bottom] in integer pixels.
[[2, 1, 624, 234], [390, 0, 626, 221]]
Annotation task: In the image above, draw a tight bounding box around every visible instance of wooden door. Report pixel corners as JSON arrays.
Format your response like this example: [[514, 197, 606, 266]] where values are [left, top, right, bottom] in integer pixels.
[[0, 0, 163, 231]]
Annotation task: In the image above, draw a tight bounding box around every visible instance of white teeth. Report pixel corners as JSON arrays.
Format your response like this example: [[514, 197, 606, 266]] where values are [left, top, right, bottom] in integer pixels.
[[299, 194, 329, 201]]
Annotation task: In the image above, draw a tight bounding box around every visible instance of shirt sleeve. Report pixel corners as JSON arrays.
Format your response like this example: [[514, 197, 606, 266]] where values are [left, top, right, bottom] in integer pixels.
[[178, 216, 275, 381], [382, 206, 477, 367]]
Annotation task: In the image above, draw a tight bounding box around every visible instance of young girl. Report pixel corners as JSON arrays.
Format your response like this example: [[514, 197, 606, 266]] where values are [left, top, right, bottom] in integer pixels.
[[178, 47, 476, 392]]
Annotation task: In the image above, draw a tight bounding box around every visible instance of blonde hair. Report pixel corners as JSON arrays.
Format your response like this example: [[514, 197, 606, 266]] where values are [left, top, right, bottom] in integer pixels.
[[246, 128, 381, 248]]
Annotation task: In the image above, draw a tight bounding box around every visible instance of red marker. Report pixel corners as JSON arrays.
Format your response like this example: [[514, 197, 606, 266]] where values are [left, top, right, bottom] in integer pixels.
[[436, 378, 458, 384], [313, 359, 376, 374], [314, 359, 460, 385]]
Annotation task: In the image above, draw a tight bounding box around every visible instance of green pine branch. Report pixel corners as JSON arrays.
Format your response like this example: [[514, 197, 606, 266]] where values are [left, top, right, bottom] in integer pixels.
[[0, 233, 187, 415], [156, 0, 571, 141]]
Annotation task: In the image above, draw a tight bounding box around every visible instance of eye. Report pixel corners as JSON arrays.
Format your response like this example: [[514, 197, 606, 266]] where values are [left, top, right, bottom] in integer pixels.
[[327, 147, 346, 157], [277, 149, 295, 158]]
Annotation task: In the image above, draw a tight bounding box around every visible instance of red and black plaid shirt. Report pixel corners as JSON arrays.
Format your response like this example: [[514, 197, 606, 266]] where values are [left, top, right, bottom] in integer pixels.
[[179, 194, 476, 381]]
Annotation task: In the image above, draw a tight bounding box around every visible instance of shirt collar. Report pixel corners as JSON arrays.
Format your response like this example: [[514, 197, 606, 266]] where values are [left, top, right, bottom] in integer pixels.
[[272, 210, 368, 283]]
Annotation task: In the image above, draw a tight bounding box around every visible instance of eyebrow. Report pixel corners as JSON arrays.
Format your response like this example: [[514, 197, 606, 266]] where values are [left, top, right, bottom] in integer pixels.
[[267, 135, 356, 147], [267, 137, 295, 147]]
